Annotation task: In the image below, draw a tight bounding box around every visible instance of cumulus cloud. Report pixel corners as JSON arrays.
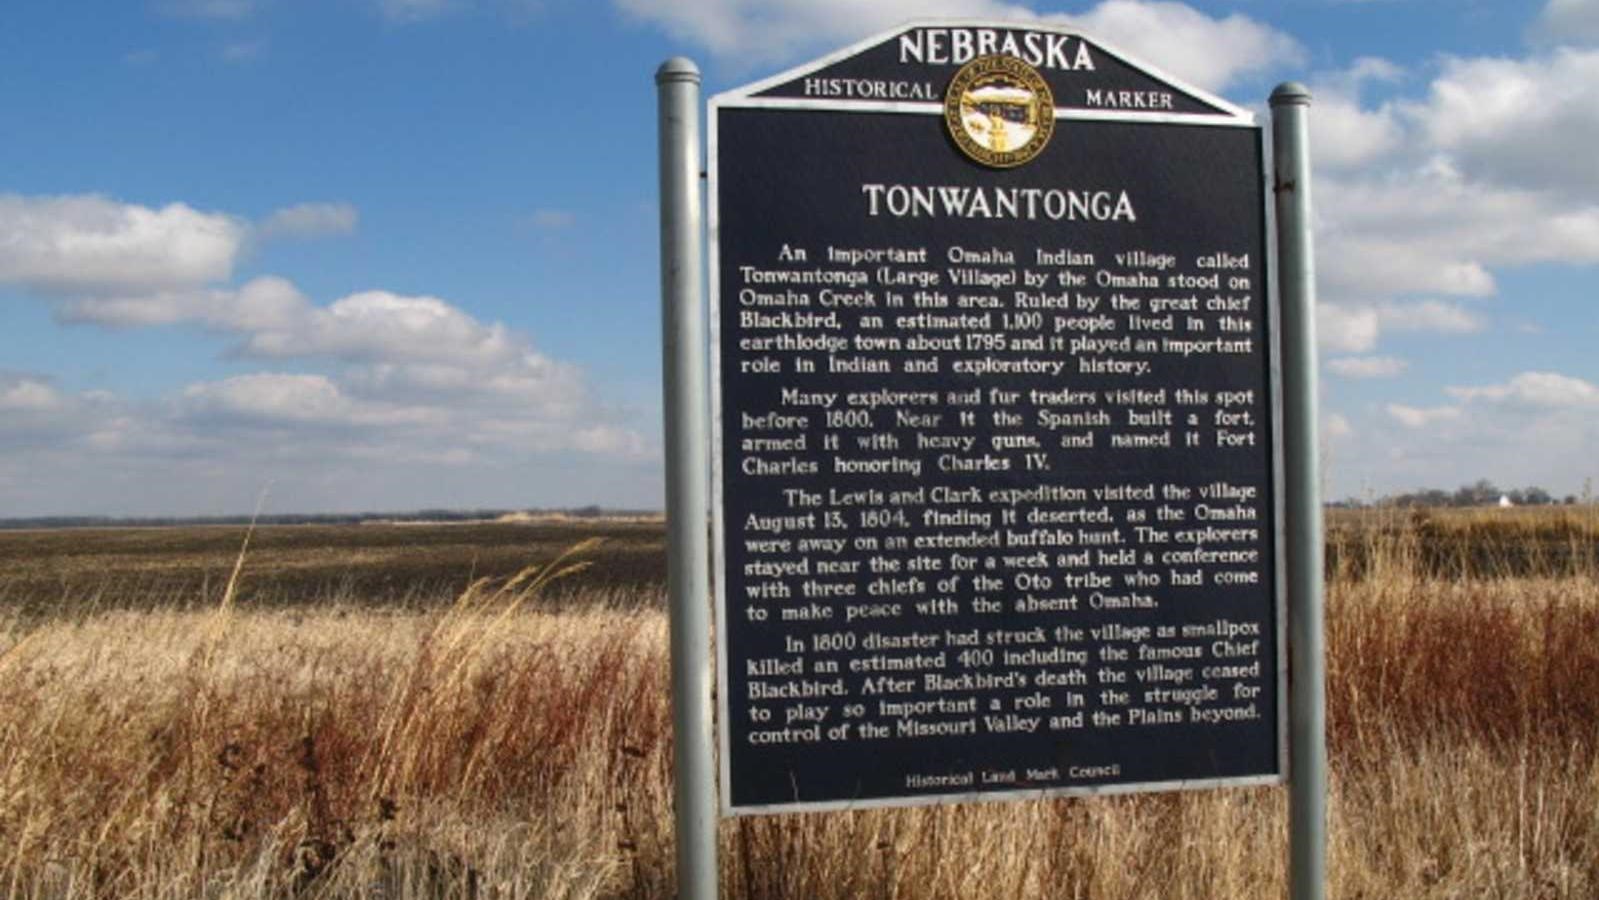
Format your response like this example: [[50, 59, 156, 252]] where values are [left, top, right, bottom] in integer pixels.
[[60, 275, 310, 331], [1062, 1, 1302, 92], [180, 373, 443, 428], [1403, 48, 1599, 192], [0, 373, 130, 456], [1317, 160, 1599, 302], [1386, 403, 1462, 429], [1530, 0, 1599, 47], [1327, 356, 1407, 379], [613, 0, 1301, 90], [0, 187, 654, 485], [1323, 412, 1353, 440], [62, 279, 550, 374], [241, 290, 522, 365], [615, 0, 1022, 62], [570, 425, 652, 457], [1377, 300, 1486, 334], [65, 275, 602, 420], [1317, 304, 1380, 353], [182, 373, 360, 424], [258, 202, 358, 239], [52, 274, 644, 466], [1333, 368, 1599, 498], [1298, 43, 1599, 360], [0, 377, 68, 413], [0, 194, 245, 295], [1259, 22, 1599, 496], [1447, 371, 1599, 407], [1308, 58, 1405, 170], [1317, 299, 1487, 354]]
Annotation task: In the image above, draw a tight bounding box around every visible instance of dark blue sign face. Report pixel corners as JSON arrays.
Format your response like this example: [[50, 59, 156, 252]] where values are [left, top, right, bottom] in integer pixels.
[[711, 22, 1283, 815]]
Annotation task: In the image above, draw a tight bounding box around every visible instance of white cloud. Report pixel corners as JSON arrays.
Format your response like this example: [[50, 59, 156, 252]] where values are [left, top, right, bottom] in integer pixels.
[[1376, 300, 1486, 334], [570, 425, 651, 457], [0, 374, 128, 455], [1299, 47, 1599, 363], [180, 373, 442, 427], [1308, 58, 1405, 169], [1530, 0, 1599, 47], [1308, 92, 1403, 171], [258, 202, 360, 240], [1317, 159, 1599, 302], [241, 290, 521, 365], [1403, 48, 1599, 192], [1386, 403, 1462, 429], [49, 273, 645, 470], [181, 373, 359, 424], [1062, 1, 1302, 93], [1327, 355, 1407, 378], [613, 0, 1301, 90], [1316, 299, 1485, 355], [0, 194, 245, 295], [616, 0, 1023, 63], [66, 278, 597, 424], [1317, 304, 1380, 353], [0, 359, 654, 516], [1323, 412, 1352, 440], [1332, 369, 1599, 498], [61, 275, 310, 331], [0, 378, 67, 413], [1447, 371, 1599, 407]]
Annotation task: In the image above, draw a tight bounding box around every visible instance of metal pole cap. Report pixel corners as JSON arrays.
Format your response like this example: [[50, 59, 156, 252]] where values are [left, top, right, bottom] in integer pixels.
[[1270, 82, 1312, 107], [657, 57, 701, 85]]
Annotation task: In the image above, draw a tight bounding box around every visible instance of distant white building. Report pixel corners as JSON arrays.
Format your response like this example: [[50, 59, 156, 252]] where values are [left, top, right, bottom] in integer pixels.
[[1498, 495, 1514, 508]]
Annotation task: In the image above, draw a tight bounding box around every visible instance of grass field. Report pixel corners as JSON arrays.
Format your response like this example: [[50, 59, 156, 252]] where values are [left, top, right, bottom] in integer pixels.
[[2, 509, 1597, 898], [0, 520, 666, 616]]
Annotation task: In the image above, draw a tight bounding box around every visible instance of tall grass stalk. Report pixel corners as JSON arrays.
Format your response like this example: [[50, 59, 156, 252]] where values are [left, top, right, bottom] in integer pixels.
[[1, 519, 1596, 898]]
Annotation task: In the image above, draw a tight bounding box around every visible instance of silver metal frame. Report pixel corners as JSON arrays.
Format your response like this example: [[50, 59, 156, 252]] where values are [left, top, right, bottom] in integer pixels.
[[1262, 121, 1294, 793], [656, 56, 719, 900], [1271, 81, 1327, 900]]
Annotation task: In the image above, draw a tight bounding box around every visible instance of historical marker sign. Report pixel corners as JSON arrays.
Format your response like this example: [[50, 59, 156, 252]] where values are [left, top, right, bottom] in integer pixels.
[[710, 21, 1285, 814]]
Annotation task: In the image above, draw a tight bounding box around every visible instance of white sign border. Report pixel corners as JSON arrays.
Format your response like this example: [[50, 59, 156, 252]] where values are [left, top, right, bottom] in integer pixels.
[[709, 19, 1288, 818]]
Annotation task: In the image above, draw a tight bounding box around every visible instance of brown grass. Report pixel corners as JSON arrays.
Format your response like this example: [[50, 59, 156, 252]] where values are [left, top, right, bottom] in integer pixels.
[[2, 514, 1598, 898]]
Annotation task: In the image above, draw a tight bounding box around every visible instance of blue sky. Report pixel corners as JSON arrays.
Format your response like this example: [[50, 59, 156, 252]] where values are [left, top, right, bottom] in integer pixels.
[[2, 0, 1597, 516]]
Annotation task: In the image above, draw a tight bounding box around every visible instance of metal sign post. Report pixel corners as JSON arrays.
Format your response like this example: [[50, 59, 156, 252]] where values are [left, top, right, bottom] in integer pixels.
[[656, 56, 720, 900], [1270, 82, 1327, 900]]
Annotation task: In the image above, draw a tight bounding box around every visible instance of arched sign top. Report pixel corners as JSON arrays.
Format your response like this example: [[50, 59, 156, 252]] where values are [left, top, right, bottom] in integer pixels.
[[714, 20, 1255, 126]]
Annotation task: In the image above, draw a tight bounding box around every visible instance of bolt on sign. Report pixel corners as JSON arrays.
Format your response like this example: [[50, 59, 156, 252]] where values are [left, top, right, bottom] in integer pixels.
[[709, 21, 1286, 814]]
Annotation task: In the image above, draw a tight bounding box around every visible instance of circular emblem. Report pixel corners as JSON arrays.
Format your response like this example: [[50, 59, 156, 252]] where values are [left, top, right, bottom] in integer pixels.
[[944, 55, 1055, 168]]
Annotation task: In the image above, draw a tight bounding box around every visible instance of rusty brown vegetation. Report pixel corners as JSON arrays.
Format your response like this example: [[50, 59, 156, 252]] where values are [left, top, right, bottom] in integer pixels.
[[1, 509, 1597, 898]]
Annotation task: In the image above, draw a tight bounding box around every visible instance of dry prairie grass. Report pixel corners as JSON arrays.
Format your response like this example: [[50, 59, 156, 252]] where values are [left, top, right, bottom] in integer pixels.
[[1, 517, 1597, 898]]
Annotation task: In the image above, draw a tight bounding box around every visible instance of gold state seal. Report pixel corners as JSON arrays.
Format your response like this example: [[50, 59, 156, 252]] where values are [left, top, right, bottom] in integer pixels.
[[944, 54, 1055, 168]]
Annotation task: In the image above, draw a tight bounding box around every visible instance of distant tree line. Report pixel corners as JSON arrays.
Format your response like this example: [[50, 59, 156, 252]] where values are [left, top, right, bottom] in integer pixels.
[[1335, 479, 1588, 509], [0, 506, 655, 531]]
